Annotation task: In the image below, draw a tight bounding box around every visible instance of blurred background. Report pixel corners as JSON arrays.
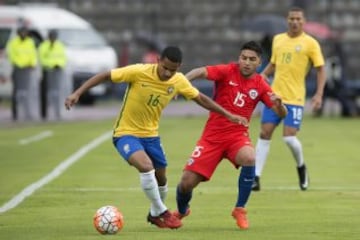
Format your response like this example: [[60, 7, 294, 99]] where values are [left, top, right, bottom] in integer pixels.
[[1, 0, 360, 118]]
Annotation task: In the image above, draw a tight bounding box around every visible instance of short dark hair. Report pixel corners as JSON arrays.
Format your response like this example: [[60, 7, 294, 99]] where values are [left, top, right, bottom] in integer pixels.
[[289, 6, 305, 14], [241, 41, 263, 56], [160, 46, 182, 63]]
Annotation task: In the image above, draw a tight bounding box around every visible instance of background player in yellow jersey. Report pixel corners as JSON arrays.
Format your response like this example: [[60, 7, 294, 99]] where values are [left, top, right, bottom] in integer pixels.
[[65, 46, 246, 229], [252, 7, 326, 191]]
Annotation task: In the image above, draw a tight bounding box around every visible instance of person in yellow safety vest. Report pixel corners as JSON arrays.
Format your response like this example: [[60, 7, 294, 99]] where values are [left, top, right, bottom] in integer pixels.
[[38, 29, 67, 121], [6, 26, 38, 121]]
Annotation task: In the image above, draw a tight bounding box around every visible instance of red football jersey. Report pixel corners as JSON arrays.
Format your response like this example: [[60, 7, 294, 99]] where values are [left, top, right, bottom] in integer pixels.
[[202, 63, 274, 140]]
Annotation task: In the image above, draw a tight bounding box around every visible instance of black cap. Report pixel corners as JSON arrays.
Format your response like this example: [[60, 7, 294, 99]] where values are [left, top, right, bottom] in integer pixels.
[[49, 29, 58, 38], [17, 25, 28, 34]]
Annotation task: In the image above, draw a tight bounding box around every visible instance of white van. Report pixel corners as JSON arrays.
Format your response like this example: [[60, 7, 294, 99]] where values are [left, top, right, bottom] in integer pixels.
[[0, 4, 118, 104]]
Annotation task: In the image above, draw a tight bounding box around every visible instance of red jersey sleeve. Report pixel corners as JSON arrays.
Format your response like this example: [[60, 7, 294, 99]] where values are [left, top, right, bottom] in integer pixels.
[[205, 64, 230, 81]]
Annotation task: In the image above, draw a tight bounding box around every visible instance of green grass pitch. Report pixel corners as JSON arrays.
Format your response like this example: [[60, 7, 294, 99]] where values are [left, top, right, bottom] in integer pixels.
[[0, 116, 359, 239]]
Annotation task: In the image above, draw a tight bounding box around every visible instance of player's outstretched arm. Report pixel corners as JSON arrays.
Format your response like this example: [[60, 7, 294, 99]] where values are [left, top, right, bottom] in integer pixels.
[[192, 92, 249, 126], [65, 71, 111, 110], [185, 67, 207, 81], [268, 92, 288, 118]]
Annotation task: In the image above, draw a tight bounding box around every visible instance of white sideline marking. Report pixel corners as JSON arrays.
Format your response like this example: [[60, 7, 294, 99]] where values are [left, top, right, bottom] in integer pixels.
[[19, 130, 53, 145], [0, 131, 112, 214]]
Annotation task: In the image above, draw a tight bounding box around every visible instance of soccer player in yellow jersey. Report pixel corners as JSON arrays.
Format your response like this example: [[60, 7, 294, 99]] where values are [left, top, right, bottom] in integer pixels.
[[65, 46, 246, 229], [252, 7, 326, 191]]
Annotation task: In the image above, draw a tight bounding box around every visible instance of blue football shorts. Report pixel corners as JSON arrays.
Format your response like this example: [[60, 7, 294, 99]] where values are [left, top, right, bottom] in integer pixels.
[[261, 104, 304, 129], [113, 135, 167, 168]]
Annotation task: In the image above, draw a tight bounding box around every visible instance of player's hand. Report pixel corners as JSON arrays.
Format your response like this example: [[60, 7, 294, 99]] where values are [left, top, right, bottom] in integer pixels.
[[268, 92, 288, 118], [268, 92, 282, 106], [64, 93, 80, 110], [228, 114, 249, 127], [311, 94, 322, 110]]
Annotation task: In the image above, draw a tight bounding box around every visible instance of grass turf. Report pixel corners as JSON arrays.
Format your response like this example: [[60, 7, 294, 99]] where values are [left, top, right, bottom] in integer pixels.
[[0, 116, 359, 239]]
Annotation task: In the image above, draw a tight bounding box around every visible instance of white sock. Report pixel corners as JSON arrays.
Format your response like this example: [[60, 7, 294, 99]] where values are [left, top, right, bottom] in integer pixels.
[[140, 170, 167, 216], [255, 138, 271, 176], [283, 136, 304, 167], [158, 184, 168, 202], [150, 184, 168, 215]]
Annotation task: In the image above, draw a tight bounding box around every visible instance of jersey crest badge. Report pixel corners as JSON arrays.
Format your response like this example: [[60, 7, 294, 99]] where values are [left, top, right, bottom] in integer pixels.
[[248, 89, 258, 100], [295, 45, 302, 52], [187, 158, 194, 166], [167, 86, 174, 94]]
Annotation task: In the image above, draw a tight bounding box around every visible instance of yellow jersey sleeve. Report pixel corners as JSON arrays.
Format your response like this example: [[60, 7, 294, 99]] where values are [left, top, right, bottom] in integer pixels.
[[111, 64, 143, 84], [270, 33, 325, 106], [175, 74, 200, 100]]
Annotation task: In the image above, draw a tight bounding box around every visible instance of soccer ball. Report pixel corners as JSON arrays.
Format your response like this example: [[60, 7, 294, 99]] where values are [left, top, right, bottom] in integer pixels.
[[93, 205, 124, 234]]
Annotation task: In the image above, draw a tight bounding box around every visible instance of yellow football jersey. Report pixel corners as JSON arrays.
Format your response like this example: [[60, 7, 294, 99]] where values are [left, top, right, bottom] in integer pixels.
[[270, 32, 325, 106], [111, 64, 199, 137]]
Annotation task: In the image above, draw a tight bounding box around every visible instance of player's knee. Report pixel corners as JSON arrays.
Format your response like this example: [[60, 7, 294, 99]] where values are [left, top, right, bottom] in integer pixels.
[[236, 151, 255, 166], [236, 146, 255, 166], [259, 130, 272, 139], [136, 161, 154, 172], [260, 124, 276, 139], [240, 155, 255, 166]]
